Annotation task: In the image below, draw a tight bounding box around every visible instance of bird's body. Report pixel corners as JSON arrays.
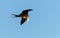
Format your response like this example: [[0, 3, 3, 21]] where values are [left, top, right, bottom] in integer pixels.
[[12, 9, 33, 25]]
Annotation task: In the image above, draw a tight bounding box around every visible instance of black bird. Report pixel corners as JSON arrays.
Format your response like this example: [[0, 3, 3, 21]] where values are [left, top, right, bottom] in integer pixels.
[[12, 9, 33, 25]]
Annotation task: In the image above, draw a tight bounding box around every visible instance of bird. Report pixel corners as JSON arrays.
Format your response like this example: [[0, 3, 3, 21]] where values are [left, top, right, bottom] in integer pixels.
[[12, 9, 33, 25]]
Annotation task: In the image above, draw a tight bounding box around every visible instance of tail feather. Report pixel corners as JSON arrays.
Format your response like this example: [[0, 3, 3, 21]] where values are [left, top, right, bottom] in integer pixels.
[[11, 14, 20, 17]]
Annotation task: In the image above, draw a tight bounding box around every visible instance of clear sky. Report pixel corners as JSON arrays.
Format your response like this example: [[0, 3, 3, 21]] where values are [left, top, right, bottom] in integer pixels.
[[0, 0, 59, 38]]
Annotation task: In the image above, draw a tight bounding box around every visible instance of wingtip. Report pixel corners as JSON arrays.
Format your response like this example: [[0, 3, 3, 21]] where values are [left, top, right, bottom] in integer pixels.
[[28, 9, 33, 11], [20, 23, 23, 25], [24, 9, 33, 11]]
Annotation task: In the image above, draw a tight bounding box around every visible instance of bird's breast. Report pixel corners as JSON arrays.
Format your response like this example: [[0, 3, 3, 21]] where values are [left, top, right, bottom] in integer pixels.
[[23, 16, 29, 19]]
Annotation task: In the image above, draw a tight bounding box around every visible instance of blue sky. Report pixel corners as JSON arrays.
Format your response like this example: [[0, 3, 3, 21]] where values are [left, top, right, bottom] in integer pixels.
[[0, 0, 60, 38]]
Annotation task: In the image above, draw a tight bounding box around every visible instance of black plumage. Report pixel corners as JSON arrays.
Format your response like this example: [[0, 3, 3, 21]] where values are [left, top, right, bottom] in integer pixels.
[[12, 9, 33, 25]]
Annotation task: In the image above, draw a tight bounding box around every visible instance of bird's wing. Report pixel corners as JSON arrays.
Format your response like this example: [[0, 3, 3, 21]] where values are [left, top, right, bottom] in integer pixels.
[[19, 12, 28, 17], [19, 9, 33, 16], [20, 18, 27, 25]]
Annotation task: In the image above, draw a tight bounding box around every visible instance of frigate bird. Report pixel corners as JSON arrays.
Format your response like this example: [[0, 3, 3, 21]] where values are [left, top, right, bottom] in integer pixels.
[[12, 9, 33, 25]]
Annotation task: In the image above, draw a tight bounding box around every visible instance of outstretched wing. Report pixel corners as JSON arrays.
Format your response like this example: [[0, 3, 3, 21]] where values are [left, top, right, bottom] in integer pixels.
[[19, 9, 33, 17], [20, 18, 27, 25]]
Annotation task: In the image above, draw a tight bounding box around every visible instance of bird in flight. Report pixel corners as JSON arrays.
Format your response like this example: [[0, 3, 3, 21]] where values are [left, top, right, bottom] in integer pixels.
[[12, 9, 33, 25]]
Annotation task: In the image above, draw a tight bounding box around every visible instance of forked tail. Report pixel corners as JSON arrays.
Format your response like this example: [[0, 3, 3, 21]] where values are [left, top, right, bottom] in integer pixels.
[[11, 14, 20, 17]]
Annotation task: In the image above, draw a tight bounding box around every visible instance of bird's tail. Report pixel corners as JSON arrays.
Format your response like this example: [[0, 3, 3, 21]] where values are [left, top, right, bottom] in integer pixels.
[[11, 14, 20, 17]]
